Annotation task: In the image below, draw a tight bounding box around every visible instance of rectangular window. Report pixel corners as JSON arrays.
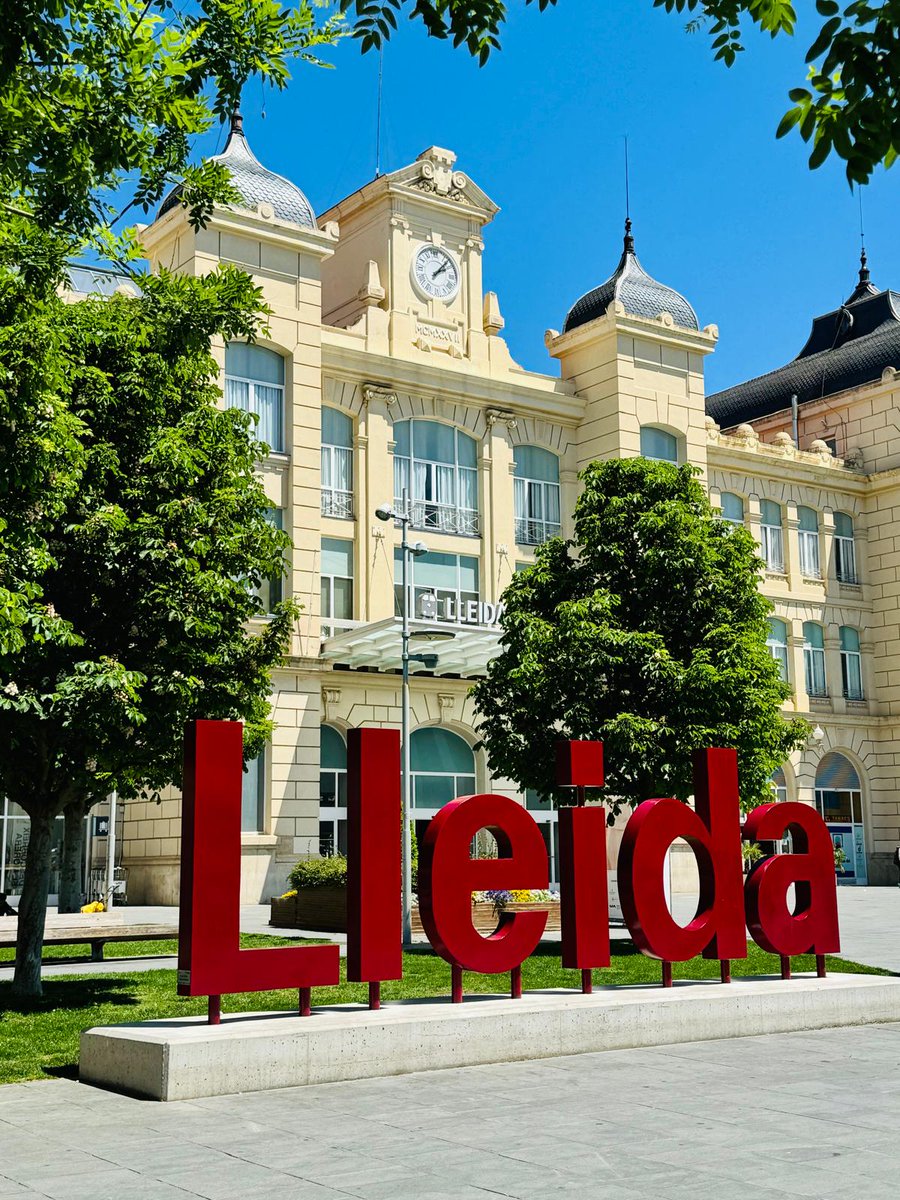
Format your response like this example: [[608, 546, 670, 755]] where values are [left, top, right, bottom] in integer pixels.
[[255, 509, 285, 613], [241, 751, 265, 832], [224, 357, 285, 454], [394, 550, 479, 621], [840, 627, 863, 700], [392, 422, 480, 536], [798, 530, 821, 578], [321, 537, 354, 638], [514, 478, 561, 546], [834, 513, 857, 583], [321, 445, 353, 518], [760, 500, 784, 573]]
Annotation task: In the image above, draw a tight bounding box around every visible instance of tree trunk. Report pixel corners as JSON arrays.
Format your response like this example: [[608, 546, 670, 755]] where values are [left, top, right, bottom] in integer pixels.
[[58, 801, 87, 913], [11, 808, 55, 999]]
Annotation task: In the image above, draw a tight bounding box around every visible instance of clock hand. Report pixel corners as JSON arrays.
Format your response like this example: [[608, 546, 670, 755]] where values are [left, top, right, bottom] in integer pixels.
[[432, 261, 449, 279]]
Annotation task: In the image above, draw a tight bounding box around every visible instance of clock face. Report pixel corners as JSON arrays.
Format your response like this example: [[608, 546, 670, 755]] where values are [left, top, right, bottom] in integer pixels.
[[412, 244, 460, 302]]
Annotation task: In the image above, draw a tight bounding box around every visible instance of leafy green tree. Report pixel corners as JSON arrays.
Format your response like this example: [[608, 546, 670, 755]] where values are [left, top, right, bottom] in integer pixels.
[[344, 0, 899, 183], [0, 0, 343, 999], [0, 269, 296, 998], [472, 458, 807, 815]]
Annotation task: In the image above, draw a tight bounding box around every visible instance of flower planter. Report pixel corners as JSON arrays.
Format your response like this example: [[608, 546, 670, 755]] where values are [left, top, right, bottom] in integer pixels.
[[270, 888, 347, 933], [272, 890, 560, 937], [412, 900, 560, 936]]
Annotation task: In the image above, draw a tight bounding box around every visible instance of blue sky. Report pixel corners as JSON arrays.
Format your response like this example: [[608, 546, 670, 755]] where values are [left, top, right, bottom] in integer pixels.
[[196, 3, 898, 397]]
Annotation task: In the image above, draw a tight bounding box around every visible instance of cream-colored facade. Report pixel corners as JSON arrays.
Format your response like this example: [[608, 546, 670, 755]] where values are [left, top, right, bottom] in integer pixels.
[[106, 133, 900, 903]]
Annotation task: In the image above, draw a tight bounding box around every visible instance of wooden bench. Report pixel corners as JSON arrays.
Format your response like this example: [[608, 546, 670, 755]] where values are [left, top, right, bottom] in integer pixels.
[[0, 923, 178, 963]]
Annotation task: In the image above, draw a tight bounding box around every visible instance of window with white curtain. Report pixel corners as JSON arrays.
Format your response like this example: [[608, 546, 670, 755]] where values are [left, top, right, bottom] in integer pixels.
[[834, 511, 858, 583], [514, 446, 561, 546], [224, 343, 285, 453], [321, 538, 354, 638], [719, 492, 744, 525], [639, 426, 679, 463], [797, 506, 821, 578], [760, 499, 784, 573], [321, 407, 353, 518], [766, 618, 789, 682], [840, 626, 863, 699], [393, 420, 479, 535], [802, 621, 827, 697]]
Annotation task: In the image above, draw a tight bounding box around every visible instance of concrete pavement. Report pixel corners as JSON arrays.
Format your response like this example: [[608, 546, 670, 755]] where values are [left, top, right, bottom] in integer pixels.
[[4, 1023, 900, 1198]]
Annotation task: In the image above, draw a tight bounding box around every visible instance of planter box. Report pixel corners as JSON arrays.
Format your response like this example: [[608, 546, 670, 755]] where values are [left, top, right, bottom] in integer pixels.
[[412, 901, 561, 936], [272, 890, 560, 937], [270, 888, 346, 933]]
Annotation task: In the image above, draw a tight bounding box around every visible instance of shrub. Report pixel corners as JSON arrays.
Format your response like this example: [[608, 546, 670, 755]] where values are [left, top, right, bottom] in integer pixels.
[[288, 855, 347, 891]]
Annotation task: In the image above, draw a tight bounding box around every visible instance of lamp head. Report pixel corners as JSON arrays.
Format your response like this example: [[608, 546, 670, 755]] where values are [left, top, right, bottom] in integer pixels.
[[411, 541, 429, 557], [417, 653, 439, 670], [375, 504, 395, 522], [812, 724, 825, 742]]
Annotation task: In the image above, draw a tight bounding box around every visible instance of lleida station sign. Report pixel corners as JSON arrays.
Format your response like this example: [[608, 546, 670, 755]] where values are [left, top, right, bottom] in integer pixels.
[[178, 722, 840, 1022]]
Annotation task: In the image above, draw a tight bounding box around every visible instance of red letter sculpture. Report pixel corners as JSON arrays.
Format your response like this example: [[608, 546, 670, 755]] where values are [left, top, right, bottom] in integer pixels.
[[178, 720, 340, 1020], [617, 748, 746, 972], [743, 802, 840, 958], [347, 727, 402, 1006], [419, 794, 548, 1000], [556, 741, 610, 987]]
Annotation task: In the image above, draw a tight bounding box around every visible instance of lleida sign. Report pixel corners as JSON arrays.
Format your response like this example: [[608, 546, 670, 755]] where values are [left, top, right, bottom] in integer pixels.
[[177, 722, 840, 1022]]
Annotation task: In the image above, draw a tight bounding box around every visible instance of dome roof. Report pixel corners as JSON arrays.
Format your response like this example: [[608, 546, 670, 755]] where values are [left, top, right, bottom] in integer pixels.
[[563, 220, 699, 334], [159, 113, 316, 229]]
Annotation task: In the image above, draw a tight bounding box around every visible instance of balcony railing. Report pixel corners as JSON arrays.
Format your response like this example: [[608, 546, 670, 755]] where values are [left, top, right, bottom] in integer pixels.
[[321, 489, 353, 519], [398, 499, 480, 537], [515, 517, 562, 546]]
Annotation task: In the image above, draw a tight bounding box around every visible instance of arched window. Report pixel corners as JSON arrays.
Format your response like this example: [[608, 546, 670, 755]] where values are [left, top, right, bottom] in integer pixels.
[[760, 500, 784, 573], [225, 343, 285, 453], [834, 512, 857, 583], [321, 408, 353, 518], [410, 728, 476, 814], [393, 420, 479, 535], [802, 621, 827, 697], [639, 426, 678, 464], [815, 751, 865, 883], [514, 446, 561, 546], [719, 492, 744, 525], [840, 626, 863, 700], [766, 618, 789, 682], [319, 725, 347, 856], [797, 506, 821, 578]]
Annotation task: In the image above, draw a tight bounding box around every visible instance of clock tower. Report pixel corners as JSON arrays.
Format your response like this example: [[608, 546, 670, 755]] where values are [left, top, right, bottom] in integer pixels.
[[318, 146, 509, 369]]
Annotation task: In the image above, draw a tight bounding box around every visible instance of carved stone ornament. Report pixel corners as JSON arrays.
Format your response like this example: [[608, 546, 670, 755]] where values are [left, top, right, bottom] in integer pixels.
[[362, 384, 397, 408], [485, 407, 517, 434]]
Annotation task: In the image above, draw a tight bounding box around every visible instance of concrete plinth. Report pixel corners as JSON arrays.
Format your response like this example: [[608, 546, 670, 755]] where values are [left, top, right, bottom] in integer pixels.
[[80, 974, 900, 1102]]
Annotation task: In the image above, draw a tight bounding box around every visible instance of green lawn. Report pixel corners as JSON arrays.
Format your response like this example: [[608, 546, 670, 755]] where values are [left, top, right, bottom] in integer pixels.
[[0, 939, 889, 1086]]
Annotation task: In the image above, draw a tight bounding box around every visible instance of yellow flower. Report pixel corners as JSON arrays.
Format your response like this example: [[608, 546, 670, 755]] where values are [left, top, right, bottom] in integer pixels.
[[279, 889, 298, 899]]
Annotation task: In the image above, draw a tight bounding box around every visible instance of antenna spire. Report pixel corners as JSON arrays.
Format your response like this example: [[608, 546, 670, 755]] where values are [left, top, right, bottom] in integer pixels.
[[231, 110, 244, 136], [623, 135, 634, 253], [375, 46, 384, 178], [858, 187, 869, 286]]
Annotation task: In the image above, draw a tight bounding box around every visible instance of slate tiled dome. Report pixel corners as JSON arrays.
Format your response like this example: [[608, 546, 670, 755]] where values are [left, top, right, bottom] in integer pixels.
[[159, 113, 316, 228], [707, 253, 900, 429], [563, 220, 699, 334]]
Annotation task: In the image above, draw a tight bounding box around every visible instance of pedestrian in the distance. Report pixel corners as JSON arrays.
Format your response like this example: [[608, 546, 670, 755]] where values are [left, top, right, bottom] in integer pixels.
[[893, 845, 900, 888], [0, 892, 16, 917]]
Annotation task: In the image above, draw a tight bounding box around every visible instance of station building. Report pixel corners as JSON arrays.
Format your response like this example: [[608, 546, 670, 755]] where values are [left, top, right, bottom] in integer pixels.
[[3, 116, 899, 902]]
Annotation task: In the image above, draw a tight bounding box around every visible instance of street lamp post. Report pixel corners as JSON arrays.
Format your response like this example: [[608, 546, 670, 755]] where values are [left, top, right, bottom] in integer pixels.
[[375, 491, 429, 946]]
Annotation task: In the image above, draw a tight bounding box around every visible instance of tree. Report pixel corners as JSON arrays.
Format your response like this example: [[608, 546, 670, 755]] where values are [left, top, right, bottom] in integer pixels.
[[472, 458, 808, 814], [0, 0, 344, 999], [343, 0, 900, 183], [0, 268, 297, 997]]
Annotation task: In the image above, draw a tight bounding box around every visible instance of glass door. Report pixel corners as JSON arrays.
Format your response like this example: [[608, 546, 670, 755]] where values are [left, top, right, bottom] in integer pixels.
[[815, 788, 867, 884]]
